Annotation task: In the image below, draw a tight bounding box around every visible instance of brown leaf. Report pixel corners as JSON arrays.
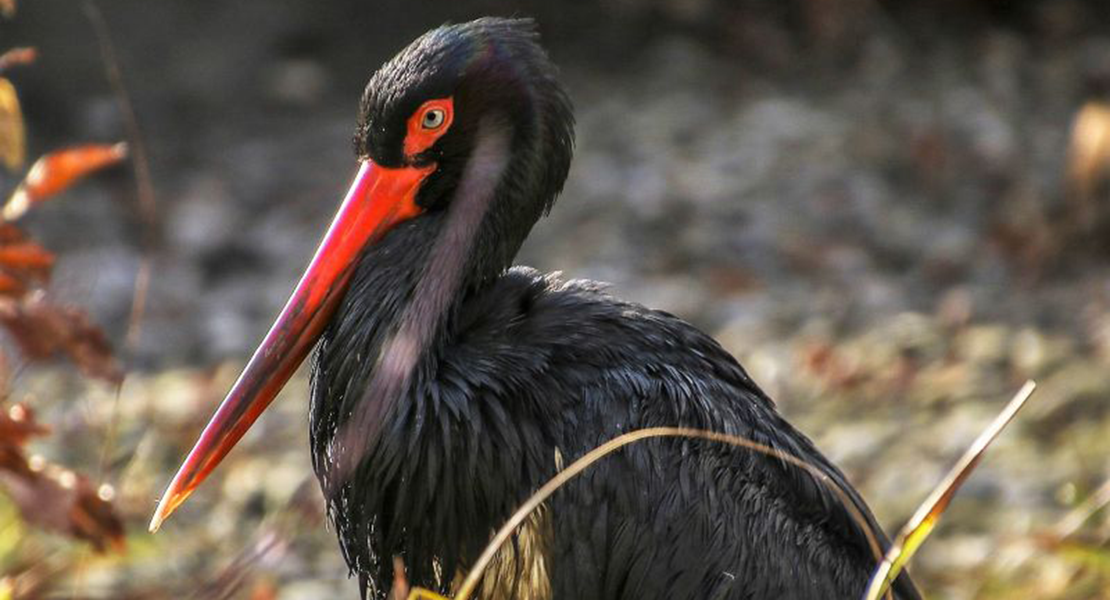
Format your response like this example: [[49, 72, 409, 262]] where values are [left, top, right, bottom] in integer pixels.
[[0, 222, 23, 243], [0, 402, 36, 478], [0, 0, 14, 18], [0, 455, 125, 552], [0, 77, 24, 172], [0, 293, 123, 383], [3, 143, 128, 221], [0, 224, 55, 290], [0, 240, 55, 274], [0, 398, 124, 553], [799, 341, 863, 390], [0, 47, 36, 73], [0, 403, 49, 447], [0, 271, 25, 297]]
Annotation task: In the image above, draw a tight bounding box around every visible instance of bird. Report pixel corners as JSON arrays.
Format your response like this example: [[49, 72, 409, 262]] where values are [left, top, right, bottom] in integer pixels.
[[150, 17, 922, 600]]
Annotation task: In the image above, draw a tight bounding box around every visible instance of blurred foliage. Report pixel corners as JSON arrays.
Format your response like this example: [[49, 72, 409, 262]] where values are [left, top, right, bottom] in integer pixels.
[[0, 79, 22, 172], [0, 9, 135, 597]]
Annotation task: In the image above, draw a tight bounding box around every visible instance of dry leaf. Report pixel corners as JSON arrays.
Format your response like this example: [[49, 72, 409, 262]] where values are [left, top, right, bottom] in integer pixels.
[[0, 77, 24, 172], [0, 47, 36, 73], [0, 0, 13, 19], [0, 403, 49, 447], [0, 400, 124, 552], [0, 456, 125, 552], [0, 271, 24, 296], [0, 224, 55, 291], [3, 143, 128, 221], [0, 292, 123, 384]]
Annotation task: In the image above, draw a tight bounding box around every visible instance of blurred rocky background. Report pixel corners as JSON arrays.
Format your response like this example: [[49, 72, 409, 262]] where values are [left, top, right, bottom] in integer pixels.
[[3, 0, 1110, 598]]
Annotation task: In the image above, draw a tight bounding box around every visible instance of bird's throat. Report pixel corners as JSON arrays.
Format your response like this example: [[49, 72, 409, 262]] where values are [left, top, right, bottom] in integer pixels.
[[312, 118, 512, 495]]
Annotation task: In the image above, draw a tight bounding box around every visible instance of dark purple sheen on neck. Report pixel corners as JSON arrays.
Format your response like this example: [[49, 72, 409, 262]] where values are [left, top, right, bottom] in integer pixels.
[[323, 117, 512, 492]]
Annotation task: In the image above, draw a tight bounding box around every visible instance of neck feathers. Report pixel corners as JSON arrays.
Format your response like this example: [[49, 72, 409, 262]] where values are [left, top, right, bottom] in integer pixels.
[[320, 117, 511, 490]]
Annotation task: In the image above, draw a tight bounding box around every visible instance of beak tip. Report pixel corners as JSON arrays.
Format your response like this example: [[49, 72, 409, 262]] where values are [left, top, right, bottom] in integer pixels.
[[149, 485, 181, 533], [148, 512, 164, 533], [148, 160, 421, 538], [148, 502, 168, 533]]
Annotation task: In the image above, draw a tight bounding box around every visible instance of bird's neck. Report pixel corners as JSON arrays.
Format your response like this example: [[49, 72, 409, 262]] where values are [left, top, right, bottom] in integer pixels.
[[310, 210, 511, 594], [311, 211, 475, 473], [309, 120, 546, 593], [314, 119, 515, 486]]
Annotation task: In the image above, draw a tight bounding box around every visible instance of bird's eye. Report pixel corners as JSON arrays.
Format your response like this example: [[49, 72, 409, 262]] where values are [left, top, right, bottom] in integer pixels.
[[421, 109, 446, 129], [404, 97, 453, 156]]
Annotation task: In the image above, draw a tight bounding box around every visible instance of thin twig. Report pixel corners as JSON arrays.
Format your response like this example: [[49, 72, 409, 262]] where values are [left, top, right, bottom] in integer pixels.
[[124, 259, 151, 349], [81, 0, 158, 354], [75, 8, 157, 599], [79, 0, 157, 488]]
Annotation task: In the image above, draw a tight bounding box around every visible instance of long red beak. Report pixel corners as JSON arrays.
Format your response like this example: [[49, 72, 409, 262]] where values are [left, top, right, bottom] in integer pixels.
[[149, 160, 431, 532]]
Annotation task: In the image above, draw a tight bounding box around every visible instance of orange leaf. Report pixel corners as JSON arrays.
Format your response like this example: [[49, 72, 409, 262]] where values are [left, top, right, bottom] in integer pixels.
[[3, 143, 128, 220], [0, 241, 55, 272], [0, 47, 36, 73], [0, 293, 123, 383], [0, 271, 25, 296], [0, 224, 54, 291], [249, 581, 279, 600], [0, 77, 24, 172], [0, 222, 22, 243]]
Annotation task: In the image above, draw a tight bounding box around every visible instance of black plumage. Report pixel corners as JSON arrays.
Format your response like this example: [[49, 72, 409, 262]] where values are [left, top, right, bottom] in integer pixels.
[[306, 17, 922, 600]]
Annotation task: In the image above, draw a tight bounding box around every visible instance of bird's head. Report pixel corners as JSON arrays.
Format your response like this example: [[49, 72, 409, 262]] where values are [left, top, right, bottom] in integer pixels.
[[354, 17, 574, 279], [149, 17, 573, 532]]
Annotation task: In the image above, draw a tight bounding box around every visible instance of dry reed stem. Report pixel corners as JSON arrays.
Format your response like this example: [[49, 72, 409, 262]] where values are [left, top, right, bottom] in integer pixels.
[[455, 426, 889, 600], [862, 380, 1037, 600]]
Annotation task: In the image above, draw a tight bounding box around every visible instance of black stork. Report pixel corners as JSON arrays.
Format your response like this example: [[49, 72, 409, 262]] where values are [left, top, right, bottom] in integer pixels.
[[151, 18, 922, 600]]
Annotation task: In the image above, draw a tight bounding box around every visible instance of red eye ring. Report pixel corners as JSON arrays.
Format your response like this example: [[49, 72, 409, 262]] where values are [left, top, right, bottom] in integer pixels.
[[405, 97, 454, 157]]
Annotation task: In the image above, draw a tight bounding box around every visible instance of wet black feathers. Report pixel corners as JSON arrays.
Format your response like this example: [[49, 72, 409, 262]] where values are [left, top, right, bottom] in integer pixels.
[[310, 16, 920, 600], [313, 264, 921, 599]]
